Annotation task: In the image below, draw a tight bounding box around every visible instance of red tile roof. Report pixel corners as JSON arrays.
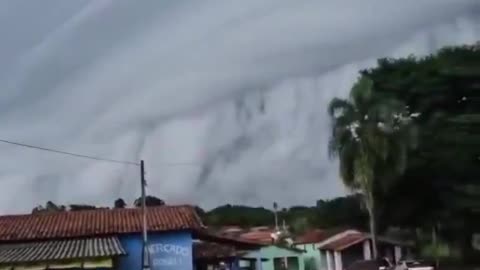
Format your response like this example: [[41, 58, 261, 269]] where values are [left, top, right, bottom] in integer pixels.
[[295, 228, 355, 244], [194, 231, 266, 247], [193, 242, 250, 259], [318, 233, 367, 251], [239, 230, 275, 244], [295, 229, 328, 244], [0, 206, 203, 242]]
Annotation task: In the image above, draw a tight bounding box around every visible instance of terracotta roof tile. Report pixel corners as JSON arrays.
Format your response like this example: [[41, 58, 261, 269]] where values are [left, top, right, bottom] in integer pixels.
[[318, 233, 367, 251], [193, 242, 248, 259], [0, 206, 203, 242], [295, 229, 328, 244], [295, 228, 351, 244], [239, 231, 274, 244]]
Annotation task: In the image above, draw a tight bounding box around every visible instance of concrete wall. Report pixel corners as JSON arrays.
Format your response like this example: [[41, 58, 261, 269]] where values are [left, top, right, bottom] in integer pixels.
[[118, 231, 193, 270], [244, 245, 305, 270]]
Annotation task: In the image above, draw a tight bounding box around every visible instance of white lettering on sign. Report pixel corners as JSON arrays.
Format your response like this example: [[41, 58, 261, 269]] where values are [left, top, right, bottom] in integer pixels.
[[148, 243, 189, 257], [152, 257, 185, 266]]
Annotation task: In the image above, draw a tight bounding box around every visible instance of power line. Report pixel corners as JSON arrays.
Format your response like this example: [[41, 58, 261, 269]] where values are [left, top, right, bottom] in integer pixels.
[[0, 139, 140, 166], [0, 138, 320, 168]]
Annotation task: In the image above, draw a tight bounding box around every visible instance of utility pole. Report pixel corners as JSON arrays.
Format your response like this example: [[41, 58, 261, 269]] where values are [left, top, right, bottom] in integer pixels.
[[273, 202, 278, 231], [141, 160, 149, 270]]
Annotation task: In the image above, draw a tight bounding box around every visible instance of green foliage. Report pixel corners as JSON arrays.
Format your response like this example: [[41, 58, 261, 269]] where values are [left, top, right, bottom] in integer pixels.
[[361, 43, 480, 229], [203, 204, 275, 227], [69, 204, 97, 211], [328, 73, 418, 257], [357, 43, 480, 264], [314, 195, 367, 229], [421, 242, 453, 259], [200, 195, 367, 230], [133, 195, 165, 207], [114, 198, 127, 208]]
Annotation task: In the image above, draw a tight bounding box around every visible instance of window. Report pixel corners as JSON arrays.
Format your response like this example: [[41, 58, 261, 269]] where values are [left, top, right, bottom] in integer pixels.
[[286, 257, 299, 270], [273, 258, 285, 270]]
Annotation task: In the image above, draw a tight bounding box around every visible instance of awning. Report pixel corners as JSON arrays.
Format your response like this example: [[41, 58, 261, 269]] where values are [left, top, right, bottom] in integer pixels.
[[0, 236, 126, 265]]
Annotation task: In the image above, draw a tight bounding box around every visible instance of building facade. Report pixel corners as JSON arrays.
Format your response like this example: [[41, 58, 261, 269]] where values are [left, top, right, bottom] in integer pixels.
[[295, 229, 412, 270], [243, 245, 305, 270], [0, 206, 260, 270], [317, 230, 412, 270], [294, 229, 343, 270]]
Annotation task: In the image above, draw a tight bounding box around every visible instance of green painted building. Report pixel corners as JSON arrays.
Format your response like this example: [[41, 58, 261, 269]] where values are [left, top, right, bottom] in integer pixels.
[[294, 242, 324, 270], [243, 245, 305, 270], [293, 229, 349, 270]]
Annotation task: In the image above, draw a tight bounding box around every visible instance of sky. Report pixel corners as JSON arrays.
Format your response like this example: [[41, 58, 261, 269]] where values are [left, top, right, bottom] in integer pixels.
[[0, 0, 479, 214]]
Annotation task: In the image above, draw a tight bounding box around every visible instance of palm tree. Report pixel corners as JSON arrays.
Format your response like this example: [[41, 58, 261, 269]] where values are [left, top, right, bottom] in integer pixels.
[[327, 76, 418, 258]]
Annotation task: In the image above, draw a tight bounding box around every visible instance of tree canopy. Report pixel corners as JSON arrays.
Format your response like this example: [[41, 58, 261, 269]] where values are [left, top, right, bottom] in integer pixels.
[[360, 44, 480, 229], [133, 195, 165, 207], [355, 43, 480, 263], [328, 72, 419, 257], [200, 195, 367, 230]]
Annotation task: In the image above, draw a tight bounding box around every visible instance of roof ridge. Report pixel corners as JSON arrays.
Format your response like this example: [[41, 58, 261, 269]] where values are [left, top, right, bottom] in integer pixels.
[[0, 204, 194, 219], [0, 204, 202, 242]]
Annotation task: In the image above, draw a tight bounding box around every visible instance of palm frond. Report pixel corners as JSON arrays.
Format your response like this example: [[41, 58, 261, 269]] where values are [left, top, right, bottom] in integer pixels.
[[327, 98, 355, 118], [328, 136, 339, 159], [328, 74, 417, 200], [350, 76, 374, 108], [338, 140, 358, 188], [363, 123, 390, 161]]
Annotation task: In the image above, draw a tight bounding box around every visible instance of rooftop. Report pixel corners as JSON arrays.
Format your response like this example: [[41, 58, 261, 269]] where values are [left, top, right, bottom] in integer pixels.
[[0, 236, 126, 264], [318, 232, 367, 251], [194, 242, 250, 259], [295, 227, 356, 245], [239, 230, 275, 244], [295, 229, 331, 244], [0, 205, 203, 242], [317, 230, 413, 251]]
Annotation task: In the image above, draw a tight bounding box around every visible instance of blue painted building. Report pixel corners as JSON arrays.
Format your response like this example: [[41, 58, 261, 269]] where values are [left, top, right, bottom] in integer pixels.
[[0, 206, 261, 270], [119, 231, 194, 270]]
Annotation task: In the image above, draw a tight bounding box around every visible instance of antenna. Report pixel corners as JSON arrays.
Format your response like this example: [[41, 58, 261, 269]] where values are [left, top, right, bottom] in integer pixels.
[[273, 202, 279, 231]]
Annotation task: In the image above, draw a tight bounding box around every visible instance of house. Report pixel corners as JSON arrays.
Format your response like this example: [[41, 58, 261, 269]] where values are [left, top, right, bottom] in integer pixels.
[[0, 205, 263, 270], [194, 242, 267, 270], [242, 245, 305, 270], [317, 230, 413, 270], [214, 226, 305, 270], [294, 229, 347, 270]]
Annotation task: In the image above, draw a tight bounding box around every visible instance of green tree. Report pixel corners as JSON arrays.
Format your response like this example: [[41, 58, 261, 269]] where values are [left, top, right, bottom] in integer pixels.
[[134, 195, 165, 207], [69, 204, 97, 211], [327, 76, 417, 258], [114, 198, 127, 209], [314, 195, 367, 229], [363, 45, 480, 264]]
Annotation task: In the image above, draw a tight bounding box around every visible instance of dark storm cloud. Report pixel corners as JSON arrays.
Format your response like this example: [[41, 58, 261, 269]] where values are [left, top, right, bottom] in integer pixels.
[[0, 0, 478, 213]]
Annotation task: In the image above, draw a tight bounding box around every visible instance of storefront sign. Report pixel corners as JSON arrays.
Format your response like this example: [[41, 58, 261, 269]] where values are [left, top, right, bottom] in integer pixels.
[[148, 234, 192, 270]]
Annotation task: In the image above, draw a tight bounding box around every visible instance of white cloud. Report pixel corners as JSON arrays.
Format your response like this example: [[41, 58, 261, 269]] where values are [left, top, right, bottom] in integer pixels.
[[0, 0, 478, 213]]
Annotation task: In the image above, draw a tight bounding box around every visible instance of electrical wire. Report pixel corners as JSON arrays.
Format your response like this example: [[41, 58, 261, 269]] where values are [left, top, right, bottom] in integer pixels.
[[0, 138, 316, 167], [0, 139, 140, 166]]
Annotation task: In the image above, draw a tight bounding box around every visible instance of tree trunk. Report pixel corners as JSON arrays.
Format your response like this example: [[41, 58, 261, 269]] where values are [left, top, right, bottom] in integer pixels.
[[432, 225, 439, 269], [367, 196, 378, 259]]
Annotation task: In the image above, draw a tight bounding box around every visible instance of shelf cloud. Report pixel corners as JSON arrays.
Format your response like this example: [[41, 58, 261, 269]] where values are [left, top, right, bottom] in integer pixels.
[[0, 0, 479, 213]]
